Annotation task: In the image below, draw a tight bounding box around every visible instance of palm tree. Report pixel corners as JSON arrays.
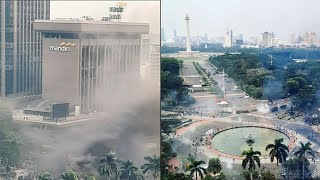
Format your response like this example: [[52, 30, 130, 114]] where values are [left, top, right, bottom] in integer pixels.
[[119, 160, 139, 180], [61, 170, 81, 180], [294, 141, 315, 180], [132, 169, 145, 180], [99, 151, 120, 178], [141, 154, 160, 179], [265, 138, 289, 165], [207, 158, 222, 175], [83, 175, 96, 180], [37, 172, 52, 180], [242, 147, 261, 180], [185, 156, 207, 180]]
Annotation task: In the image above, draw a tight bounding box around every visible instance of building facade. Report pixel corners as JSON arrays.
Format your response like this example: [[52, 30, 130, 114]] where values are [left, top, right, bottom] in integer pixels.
[[262, 32, 273, 47], [290, 33, 296, 44], [303, 32, 318, 46], [223, 29, 233, 48], [0, 0, 50, 97], [161, 27, 165, 42], [34, 20, 149, 114]]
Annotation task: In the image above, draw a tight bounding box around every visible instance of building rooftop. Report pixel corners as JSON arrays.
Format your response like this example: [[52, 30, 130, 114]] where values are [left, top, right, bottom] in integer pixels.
[[34, 20, 149, 34], [23, 99, 68, 113]]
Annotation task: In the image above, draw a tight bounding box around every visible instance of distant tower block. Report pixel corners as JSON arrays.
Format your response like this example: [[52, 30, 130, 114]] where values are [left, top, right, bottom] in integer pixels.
[[185, 14, 192, 52]]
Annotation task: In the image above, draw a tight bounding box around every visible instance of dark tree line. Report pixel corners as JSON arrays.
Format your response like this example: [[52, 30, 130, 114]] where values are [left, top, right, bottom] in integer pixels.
[[209, 52, 320, 111], [161, 58, 195, 105]]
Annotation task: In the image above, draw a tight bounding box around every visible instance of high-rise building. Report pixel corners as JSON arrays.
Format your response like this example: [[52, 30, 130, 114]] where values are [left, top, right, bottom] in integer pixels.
[[161, 28, 165, 42], [0, 1, 50, 97], [249, 37, 255, 45], [204, 33, 208, 42], [262, 32, 273, 47], [173, 29, 177, 42], [239, 34, 243, 40], [223, 29, 233, 48], [34, 20, 149, 114], [297, 35, 303, 44], [235, 40, 243, 46], [290, 34, 296, 44], [303, 32, 318, 45]]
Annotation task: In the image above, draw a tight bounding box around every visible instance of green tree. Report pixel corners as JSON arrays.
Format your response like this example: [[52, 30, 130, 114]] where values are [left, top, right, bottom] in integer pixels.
[[203, 174, 214, 180], [265, 138, 289, 165], [185, 157, 207, 180], [282, 158, 299, 179], [294, 141, 315, 180], [83, 175, 96, 180], [161, 71, 184, 91], [261, 171, 276, 180], [36, 172, 52, 180], [241, 148, 261, 180], [160, 136, 172, 175], [241, 171, 259, 180], [132, 169, 145, 180], [119, 160, 139, 180], [161, 172, 192, 180], [216, 172, 227, 180], [98, 151, 120, 178], [0, 109, 22, 167], [207, 158, 222, 175], [296, 85, 317, 108], [286, 79, 300, 95], [161, 58, 180, 75], [161, 71, 184, 100], [61, 170, 81, 180], [203, 172, 227, 180], [283, 157, 310, 179], [141, 154, 160, 179]]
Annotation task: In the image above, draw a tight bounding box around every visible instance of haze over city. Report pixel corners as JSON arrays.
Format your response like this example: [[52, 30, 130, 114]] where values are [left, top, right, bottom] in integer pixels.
[[161, 0, 320, 41]]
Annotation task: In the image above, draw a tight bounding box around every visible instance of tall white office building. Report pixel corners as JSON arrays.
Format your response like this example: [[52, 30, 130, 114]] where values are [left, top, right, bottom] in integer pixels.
[[0, 0, 50, 97], [262, 32, 273, 47], [223, 29, 233, 48]]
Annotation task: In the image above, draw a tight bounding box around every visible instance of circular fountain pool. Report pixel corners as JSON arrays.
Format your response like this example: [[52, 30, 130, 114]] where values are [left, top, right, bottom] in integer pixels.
[[211, 126, 290, 156]]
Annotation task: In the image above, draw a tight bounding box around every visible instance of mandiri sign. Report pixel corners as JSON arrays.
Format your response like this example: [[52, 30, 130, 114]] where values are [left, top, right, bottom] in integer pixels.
[[49, 42, 76, 52]]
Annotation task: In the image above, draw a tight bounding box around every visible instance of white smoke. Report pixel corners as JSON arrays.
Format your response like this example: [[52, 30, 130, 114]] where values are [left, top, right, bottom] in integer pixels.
[[256, 103, 270, 114]]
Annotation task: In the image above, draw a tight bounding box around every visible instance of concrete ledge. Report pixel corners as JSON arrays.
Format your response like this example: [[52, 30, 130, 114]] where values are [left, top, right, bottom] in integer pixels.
[[34, 20, 149, 34]]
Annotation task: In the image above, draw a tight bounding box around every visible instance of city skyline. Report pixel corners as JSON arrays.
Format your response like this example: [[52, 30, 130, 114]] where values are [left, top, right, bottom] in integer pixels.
[[161, 0, 320, 41]]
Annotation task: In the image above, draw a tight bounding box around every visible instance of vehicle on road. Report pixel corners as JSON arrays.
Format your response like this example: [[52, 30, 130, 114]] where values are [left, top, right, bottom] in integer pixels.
[[270, 107, 278, 113]]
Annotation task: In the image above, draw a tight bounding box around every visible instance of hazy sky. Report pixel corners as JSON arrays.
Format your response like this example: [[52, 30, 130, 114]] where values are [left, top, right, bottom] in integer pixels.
[[161, 0, 320, 41], [50, 1, 160, 34]]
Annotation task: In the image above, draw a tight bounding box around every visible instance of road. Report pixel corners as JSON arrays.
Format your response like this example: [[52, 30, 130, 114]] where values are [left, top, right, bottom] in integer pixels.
[[163, 55, 320, 179]]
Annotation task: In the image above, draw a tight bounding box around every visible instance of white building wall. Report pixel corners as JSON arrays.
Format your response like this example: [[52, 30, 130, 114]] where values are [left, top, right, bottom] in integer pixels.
[[223, 29, 233, 48]]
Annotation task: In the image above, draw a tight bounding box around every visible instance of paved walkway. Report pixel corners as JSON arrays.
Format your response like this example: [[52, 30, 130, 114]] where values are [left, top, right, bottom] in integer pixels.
[[176, 119, 210, 136]]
